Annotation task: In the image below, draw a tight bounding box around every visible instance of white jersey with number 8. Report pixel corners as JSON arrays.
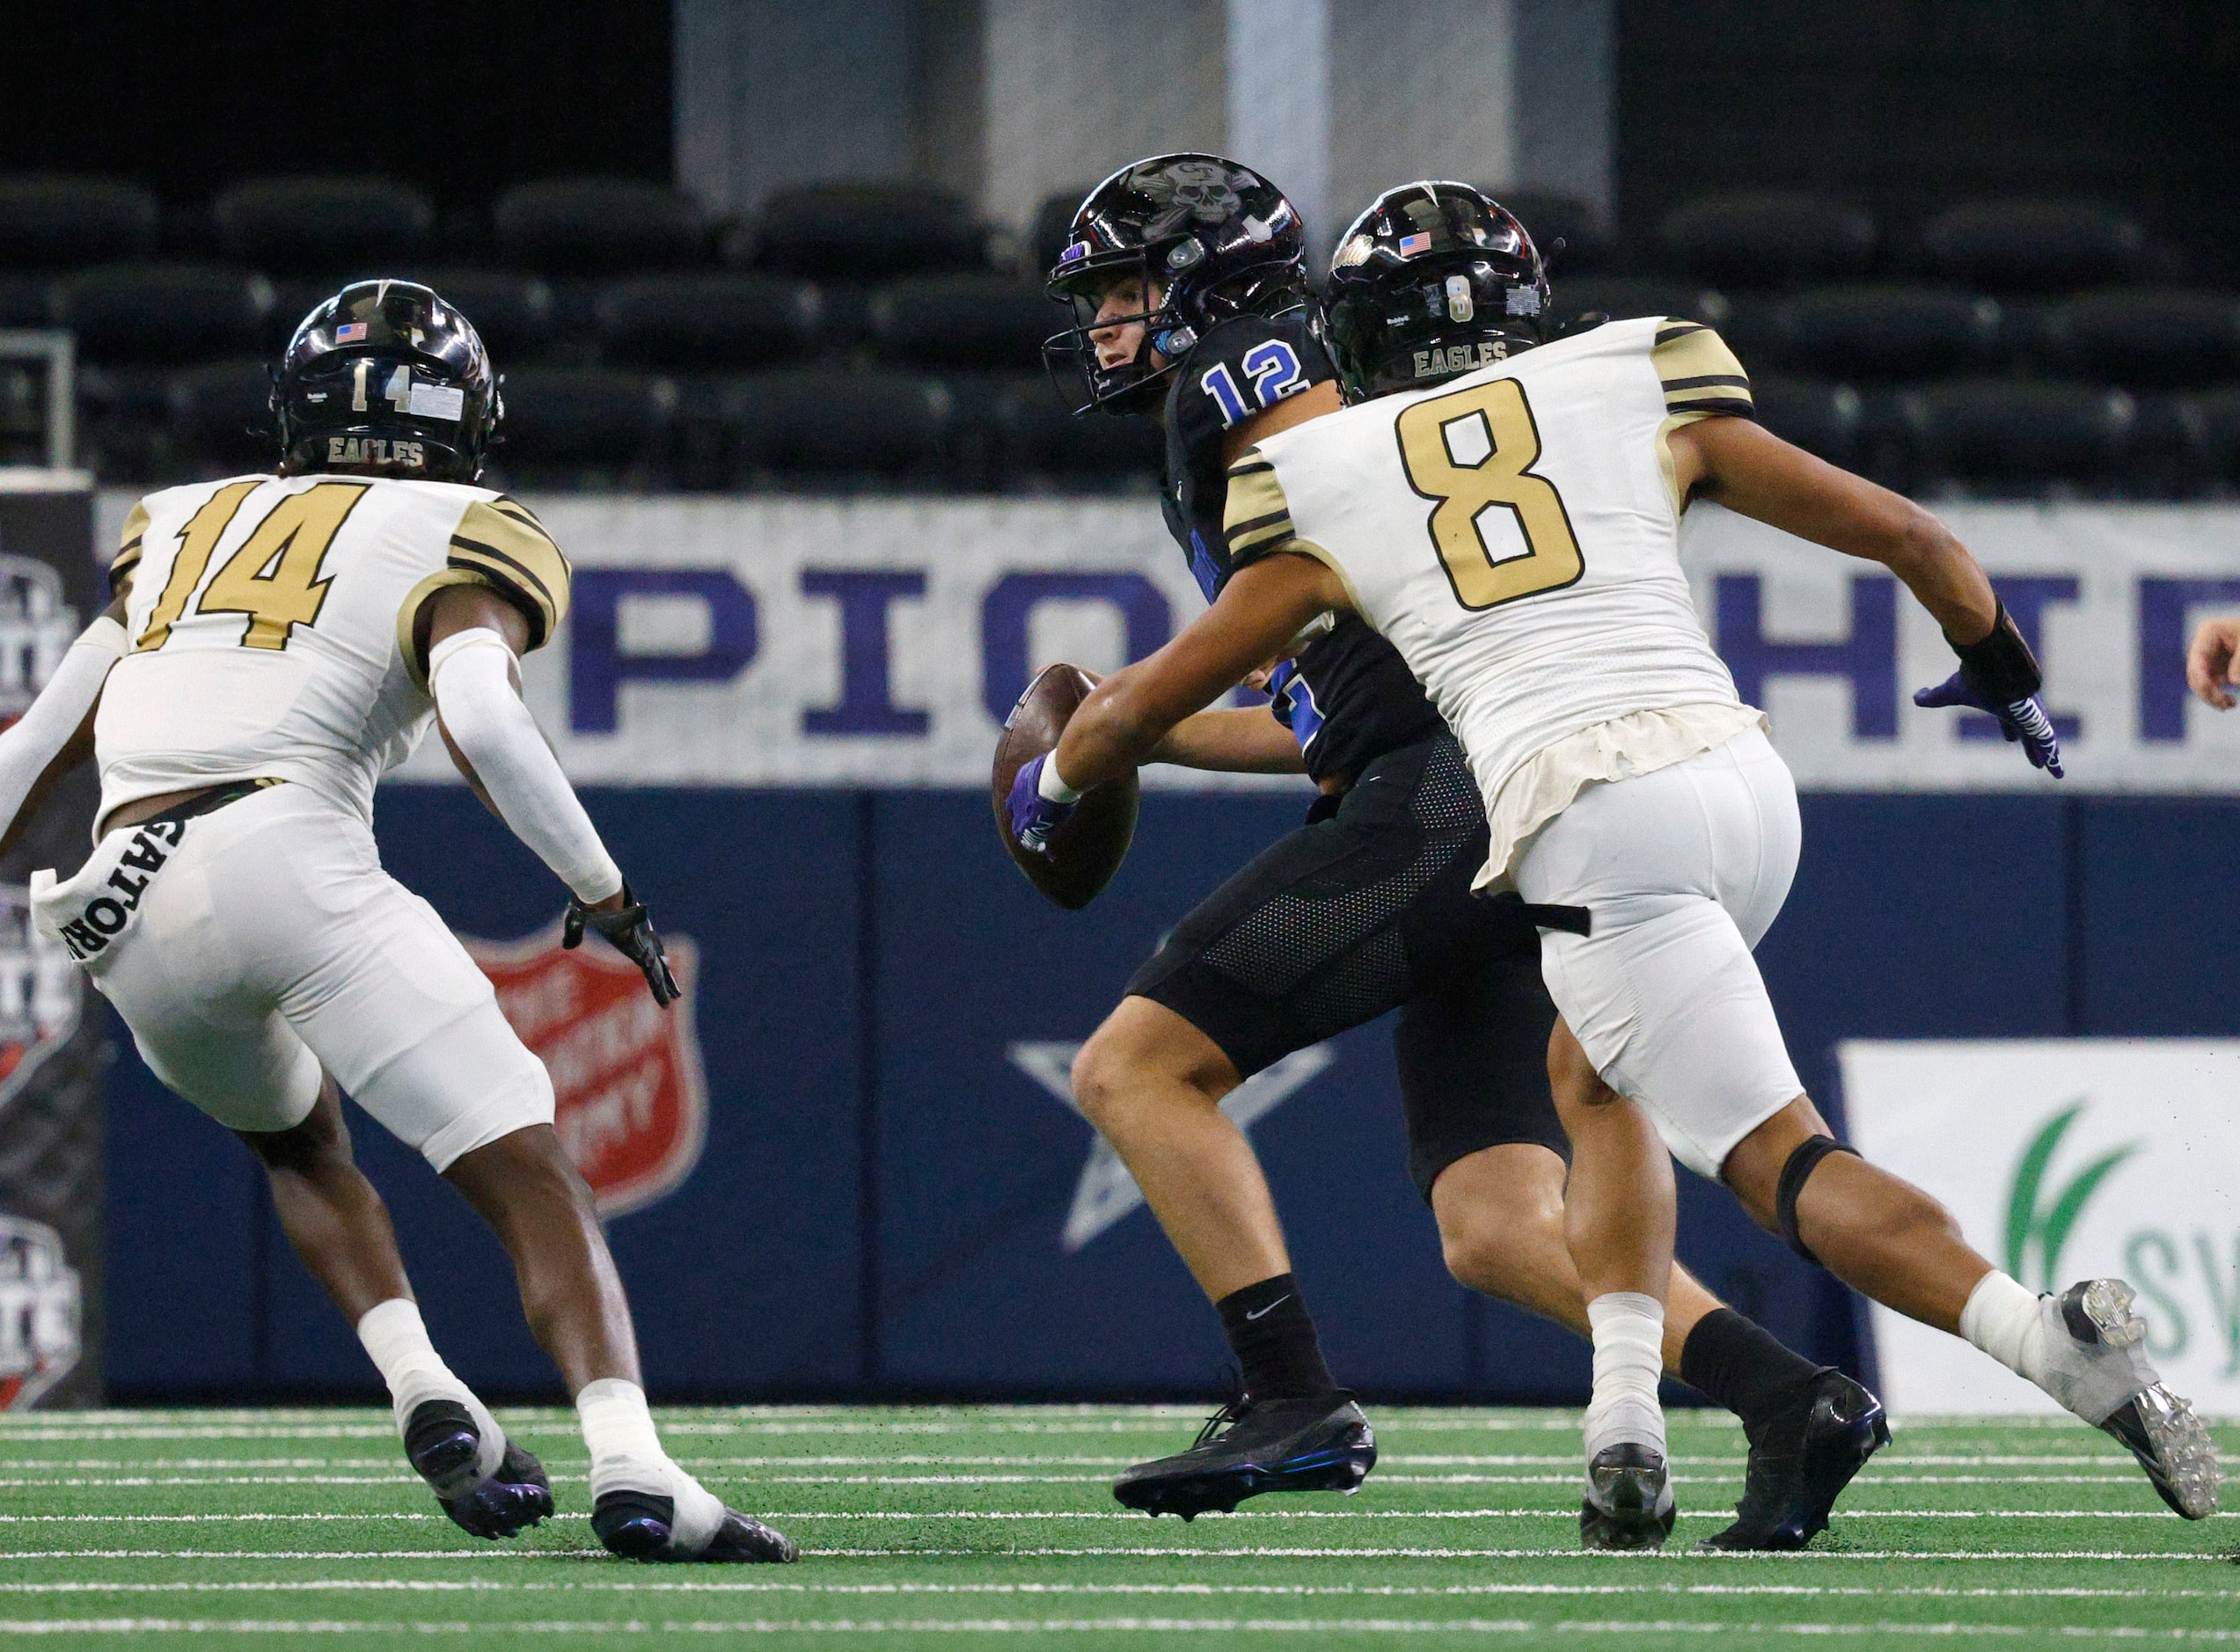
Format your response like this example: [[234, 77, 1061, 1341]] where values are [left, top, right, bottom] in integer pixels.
[[1226, 316, 1752, 841], [99, 472, 571, 829]]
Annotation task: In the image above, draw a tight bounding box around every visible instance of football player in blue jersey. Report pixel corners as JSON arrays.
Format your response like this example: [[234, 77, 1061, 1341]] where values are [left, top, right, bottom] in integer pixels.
[[1026, 156, 1883, 1547]]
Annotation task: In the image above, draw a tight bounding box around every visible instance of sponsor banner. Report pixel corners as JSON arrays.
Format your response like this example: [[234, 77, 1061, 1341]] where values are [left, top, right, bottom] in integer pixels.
[[1841, 1039, 2240, 1417], [0, 476, 105, 1407], [90, 492, 2240, 792], [463, 925, 708, 1217]]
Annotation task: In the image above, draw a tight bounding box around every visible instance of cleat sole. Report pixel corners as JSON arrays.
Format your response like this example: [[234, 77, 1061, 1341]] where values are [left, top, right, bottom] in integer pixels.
[[2100, 1385, 2222, 1521], [1582, 1446, 1676, 1553], [1115, 1439, 1376, 1521], [440, 1442, 553, 1542]]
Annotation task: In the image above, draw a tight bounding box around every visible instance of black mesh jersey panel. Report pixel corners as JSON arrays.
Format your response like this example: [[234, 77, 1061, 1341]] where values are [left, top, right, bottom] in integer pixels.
[[1158, 312, 1445, 787]]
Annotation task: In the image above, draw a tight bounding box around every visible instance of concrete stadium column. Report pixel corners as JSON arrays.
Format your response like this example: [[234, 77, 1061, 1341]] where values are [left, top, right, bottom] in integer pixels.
[[1325, 0, 1516, 235], [979, 0, 1229, 236], [1514, 0, 1614, 226], [1225, 0, 1332, 250], [674, 0, 920, 216]]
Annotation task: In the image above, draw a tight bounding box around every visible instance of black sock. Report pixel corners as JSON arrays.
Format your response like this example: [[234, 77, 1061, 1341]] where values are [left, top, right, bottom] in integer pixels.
[[1216, 1273, 1337, 1401], [1679, 1308, 1825, 1438]]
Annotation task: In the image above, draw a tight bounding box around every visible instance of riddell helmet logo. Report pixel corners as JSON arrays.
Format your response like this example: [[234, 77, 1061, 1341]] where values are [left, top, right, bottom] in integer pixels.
[[465, 924, 708, 1217], [0, 1216, 81, 1409]]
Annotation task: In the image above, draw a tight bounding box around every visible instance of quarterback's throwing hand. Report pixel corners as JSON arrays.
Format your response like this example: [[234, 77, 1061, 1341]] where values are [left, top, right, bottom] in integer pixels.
[[564, 885, 681, 1007], [1006, 754, 1078, 857], [2185, 615, 2240, 711]]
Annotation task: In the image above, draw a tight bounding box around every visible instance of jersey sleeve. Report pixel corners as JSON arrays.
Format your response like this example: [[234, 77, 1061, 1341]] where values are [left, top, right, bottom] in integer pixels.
[[396, 494, 575, 688], [109, 501, 150, 596], [1221, 446, 1301, 570], [1651, 321, 1754, 427]]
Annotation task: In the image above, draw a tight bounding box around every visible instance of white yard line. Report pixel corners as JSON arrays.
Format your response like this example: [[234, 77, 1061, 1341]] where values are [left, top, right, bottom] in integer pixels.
[[0, 1616, 2236, 1637], [0, 1505, 2208, 1523], [0, 1546, 2222, 1563], [0, 1579, 2235, 1600]]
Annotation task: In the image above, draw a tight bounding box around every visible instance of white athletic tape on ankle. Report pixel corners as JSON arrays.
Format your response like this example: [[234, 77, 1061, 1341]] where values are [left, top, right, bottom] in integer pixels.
[[355, 1299, 503, 1480], [1584, 1292, 1666, 1458], [1961, 1270, 2047, 1384], [575, 1378, 724, 1555]]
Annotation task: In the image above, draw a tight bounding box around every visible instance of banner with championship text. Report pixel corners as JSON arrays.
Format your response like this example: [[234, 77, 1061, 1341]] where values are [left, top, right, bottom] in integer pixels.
[[93, 493, 2240, 793], [1841, 1040, 2240, 1418]]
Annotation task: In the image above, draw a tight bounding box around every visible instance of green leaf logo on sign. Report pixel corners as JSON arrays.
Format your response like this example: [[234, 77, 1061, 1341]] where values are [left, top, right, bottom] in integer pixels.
[[2003, 1101, 2142, 1293]]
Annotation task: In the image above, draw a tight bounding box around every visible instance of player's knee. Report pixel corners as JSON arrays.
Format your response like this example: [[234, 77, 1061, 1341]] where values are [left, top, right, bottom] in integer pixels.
[[1070, 1016, 1226, 1133]]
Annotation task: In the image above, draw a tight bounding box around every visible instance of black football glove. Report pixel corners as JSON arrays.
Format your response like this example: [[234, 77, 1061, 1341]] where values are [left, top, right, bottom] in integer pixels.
[[563, 883, 680, 1007]]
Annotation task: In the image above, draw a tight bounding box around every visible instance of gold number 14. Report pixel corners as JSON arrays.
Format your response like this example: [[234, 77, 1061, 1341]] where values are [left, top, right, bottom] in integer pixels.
[[136, 481, 370, 653]]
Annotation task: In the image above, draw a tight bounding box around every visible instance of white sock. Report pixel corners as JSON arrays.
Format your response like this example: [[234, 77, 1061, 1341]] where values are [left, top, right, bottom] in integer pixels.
[[355, 1298, 505, 1486], [1584, 1292, 1667, 1463], [576, 1378, 726, 1554], [1960, 1270, 2051, 1386]]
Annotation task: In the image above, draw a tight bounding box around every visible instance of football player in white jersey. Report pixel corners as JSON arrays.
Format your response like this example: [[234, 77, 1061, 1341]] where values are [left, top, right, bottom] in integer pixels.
[[0, 281, 794, 1564], [1008, 185, 2217, 1546]]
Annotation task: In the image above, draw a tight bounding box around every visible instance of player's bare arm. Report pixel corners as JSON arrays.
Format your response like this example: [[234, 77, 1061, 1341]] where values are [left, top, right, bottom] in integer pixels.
[[1148, 705, 1309, 773], [1673, 413, 2062, 777], [2185, 615, 2240, 708], [1055, 554, 1347, 793], [1672, 414, 1995, 640]]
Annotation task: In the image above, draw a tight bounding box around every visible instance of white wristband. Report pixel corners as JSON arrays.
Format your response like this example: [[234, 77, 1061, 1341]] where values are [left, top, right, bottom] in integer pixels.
[[1037, 755, 1082, 804]]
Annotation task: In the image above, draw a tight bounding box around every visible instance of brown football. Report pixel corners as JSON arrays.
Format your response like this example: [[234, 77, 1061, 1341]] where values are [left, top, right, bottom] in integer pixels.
[[992, 663, 1140, 910]]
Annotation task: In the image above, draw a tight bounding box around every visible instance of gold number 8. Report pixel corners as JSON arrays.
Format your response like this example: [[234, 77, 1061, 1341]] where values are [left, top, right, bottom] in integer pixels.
[[1394, 376, 1582, 610]]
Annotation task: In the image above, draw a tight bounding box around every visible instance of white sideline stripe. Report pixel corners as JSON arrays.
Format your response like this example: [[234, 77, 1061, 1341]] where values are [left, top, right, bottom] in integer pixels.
[[0, 1455, 2170, 1473], [2, 1617, 2238, 1638], [1, 1546, 2222, 1563], [2, 1580, 2236, 1601]]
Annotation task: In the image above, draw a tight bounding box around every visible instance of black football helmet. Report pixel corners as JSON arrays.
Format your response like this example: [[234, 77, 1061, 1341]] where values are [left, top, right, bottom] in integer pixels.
[[1318, 182, 1550, 402], [1043, 154, 1307, 416], [271, 279, 501, 482]]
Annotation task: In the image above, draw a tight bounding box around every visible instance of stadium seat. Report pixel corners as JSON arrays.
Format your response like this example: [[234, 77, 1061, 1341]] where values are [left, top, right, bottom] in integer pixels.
[[1658, 192, 1875, 289], [991, 375, 1162, 485], [1918, 201, 2148, 292], [212, 177, 435, 274], [167, 357, 275, 474], [1774, 286, 2002, 381], [595, 273, 817, 370], [736, 182, 988, 281], [1029, 186, 1099, 278], [493, 178, 707, 274], [494, 367, 677, 485], [1549, 278, 1724, 334], [1492, 191, 1614, 275], [0, 176, 159, 267], [1903, 379, 2135, 493], [1748, 375, 1863, 468], [870, 276, 1056, 373], [2045, 289, 2240, 390], [53, 265, 274, 364], [723, 370, 953, 486], [0, 274, 48, 327], [2192, 387, 2240, 489]]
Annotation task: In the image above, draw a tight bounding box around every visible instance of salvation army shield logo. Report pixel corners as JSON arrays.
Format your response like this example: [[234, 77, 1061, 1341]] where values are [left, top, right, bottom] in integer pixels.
[[465, 923, 708, 1217]]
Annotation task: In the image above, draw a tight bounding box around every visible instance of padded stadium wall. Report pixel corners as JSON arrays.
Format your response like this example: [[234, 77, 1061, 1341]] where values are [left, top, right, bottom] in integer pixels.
[[96, 496, 2240, 1404]]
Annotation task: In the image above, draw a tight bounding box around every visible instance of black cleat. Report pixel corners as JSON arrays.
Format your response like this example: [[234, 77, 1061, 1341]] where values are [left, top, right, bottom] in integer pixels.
[[1698, 1370, 1890, 1552], [592, 1489, 800, 1563], [1114, 1391, 1377, 1520], [1580, 1442, 1677, 1551], [403, 1399, 553, 1540], [441, 1441, 554, 1540]]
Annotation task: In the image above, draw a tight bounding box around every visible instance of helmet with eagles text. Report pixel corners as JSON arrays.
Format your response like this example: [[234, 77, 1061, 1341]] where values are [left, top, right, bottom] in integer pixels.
[[1043, 154, 1308, 415], [1317, 181, 1549, 402], [271, 278, 502, 482]]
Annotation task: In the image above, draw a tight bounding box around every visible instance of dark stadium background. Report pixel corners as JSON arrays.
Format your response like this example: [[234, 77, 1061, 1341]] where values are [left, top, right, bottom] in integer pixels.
[[2, 0, 2236, 1407]]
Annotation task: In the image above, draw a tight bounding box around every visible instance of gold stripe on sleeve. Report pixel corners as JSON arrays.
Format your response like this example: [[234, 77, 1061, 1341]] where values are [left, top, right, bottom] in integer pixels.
[[448, 496, 574, 648], [1223, 448, 1299, 564], [1652, 323, 1753, 420], [110, 501, 150, 593]]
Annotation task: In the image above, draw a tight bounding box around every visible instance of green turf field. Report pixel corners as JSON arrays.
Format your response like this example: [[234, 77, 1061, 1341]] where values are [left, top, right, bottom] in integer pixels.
[[0, 1406, 2229, 1648]]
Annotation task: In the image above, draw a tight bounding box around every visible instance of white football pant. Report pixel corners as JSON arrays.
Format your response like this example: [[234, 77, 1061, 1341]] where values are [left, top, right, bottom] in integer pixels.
[[39, 783, 553, 1169], [1515, 726, 1804, 1180]]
